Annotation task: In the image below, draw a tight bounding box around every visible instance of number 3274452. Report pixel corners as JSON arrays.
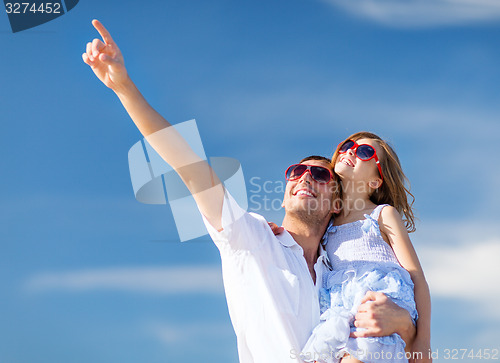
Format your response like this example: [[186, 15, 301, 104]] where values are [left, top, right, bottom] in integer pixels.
[[5, 2, 62, 14]]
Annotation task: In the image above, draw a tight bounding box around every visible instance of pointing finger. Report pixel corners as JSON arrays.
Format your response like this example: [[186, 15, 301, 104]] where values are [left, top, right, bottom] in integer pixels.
[[92, 19, 115, 46]]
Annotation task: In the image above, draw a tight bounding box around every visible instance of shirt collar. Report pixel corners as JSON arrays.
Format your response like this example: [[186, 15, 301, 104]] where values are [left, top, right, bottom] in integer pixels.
[[276, 229, 332, 270], [275, 230, 298, 248]]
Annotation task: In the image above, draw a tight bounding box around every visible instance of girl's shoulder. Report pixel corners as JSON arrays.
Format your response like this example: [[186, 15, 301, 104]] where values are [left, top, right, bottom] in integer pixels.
[[369, 203, 391, 220], [378, 204, 400, 218], [378, 204, 407, 232]]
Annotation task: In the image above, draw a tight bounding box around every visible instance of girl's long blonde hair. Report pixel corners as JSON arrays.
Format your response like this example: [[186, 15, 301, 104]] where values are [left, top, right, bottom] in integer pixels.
[[332, 131, 416, 233]]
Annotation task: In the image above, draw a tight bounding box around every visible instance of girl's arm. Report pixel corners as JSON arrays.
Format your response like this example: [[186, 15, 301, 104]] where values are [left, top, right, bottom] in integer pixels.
[[379, 206, 432, 363], [82, 20, 224, 230]]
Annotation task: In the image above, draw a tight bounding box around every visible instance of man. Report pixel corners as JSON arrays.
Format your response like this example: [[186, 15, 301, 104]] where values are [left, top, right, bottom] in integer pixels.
[[82, 20, 416, 363]]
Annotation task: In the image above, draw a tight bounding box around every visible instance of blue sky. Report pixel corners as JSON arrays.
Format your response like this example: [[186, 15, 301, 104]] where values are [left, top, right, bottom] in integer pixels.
[[1, 0, 500, 362]]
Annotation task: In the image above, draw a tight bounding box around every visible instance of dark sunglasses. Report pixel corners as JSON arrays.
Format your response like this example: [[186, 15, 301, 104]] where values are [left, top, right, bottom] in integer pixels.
[[338, 140, 384, 180], [285, 164, 333, 184]]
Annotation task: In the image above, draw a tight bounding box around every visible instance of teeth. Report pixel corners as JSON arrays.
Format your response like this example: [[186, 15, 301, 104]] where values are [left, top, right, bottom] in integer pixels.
[[296, 190, 314, 197], [342, 158, 353, 167]]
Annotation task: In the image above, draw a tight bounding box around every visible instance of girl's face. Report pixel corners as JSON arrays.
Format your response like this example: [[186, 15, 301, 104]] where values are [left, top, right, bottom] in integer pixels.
[[334, 138, 383, 184]]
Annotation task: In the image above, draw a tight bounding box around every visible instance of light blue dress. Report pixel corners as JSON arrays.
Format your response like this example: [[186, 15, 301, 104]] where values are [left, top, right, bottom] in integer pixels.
[[301, 205, 417, 363]]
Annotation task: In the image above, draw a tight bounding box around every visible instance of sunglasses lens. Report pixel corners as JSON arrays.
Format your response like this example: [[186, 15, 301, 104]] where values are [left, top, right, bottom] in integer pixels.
[[286, 164, 307, 180], [286, 164, 331, 183], [339, 140, 355, 153], [311, 166, 331, 183], [356, 145, 375, 160]]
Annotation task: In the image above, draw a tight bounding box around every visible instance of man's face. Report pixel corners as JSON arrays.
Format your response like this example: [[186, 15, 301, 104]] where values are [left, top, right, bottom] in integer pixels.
[[282, 160, 335, 222]]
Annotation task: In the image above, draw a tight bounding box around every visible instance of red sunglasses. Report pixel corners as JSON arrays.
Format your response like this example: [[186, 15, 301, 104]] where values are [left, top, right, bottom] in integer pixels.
[[285, 164, 333, 184], [338, 140, 384, 180]]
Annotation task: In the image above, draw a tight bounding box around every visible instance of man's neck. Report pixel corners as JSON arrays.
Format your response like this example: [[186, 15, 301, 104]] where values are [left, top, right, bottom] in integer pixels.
[[282, 214, 329, 281]]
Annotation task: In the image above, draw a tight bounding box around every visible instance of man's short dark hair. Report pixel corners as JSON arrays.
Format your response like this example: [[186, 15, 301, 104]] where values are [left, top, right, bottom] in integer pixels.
[[299, 155, 332, 165]]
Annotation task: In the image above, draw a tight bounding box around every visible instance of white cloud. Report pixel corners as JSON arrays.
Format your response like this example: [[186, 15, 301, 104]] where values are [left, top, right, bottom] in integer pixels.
[[419, 239, 500, 300], [414, 221, 500, 319], [24, 266, 224, 295], [321, 0, 500, 28]]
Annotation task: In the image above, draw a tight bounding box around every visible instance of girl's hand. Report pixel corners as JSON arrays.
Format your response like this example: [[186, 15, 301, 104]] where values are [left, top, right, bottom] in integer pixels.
[[82, 20, 129, 92], [410, 338, 432, 363], [267, 222, 284, 235]]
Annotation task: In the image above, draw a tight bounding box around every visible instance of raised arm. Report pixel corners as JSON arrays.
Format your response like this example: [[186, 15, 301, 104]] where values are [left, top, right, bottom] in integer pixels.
[[379, 206, 432, 363], [82, 20, 224, 230]]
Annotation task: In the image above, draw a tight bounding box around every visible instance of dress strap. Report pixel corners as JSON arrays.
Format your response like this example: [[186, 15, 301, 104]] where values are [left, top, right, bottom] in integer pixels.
[[361, 204, 389, 235], [370, 204, 390, 221]]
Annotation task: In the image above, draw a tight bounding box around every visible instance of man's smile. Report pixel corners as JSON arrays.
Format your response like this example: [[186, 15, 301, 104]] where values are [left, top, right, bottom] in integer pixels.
[[293, 188, 317, 198]]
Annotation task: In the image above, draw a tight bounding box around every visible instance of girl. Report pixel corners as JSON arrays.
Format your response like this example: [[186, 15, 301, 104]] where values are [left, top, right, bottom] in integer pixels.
[[301, 132, 431, 363]]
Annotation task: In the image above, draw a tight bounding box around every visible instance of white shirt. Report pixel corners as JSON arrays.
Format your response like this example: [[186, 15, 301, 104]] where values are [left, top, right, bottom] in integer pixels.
[[202, 191, 331, 363]]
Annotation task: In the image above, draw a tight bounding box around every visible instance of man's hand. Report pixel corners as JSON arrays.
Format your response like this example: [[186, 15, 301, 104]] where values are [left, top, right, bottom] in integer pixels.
[[351, 291, 416, 346], [268, 222, 284, 235], [82, 20, 129, 91]]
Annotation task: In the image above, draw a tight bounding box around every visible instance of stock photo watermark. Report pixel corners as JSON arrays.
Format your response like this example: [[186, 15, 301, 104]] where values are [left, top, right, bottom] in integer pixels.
[[291, 348, 500, 361], [3, 0, 79, 32], [128, 120, 248, 241], [249, 176, 376, 214], [248, 176, 287, 212]]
